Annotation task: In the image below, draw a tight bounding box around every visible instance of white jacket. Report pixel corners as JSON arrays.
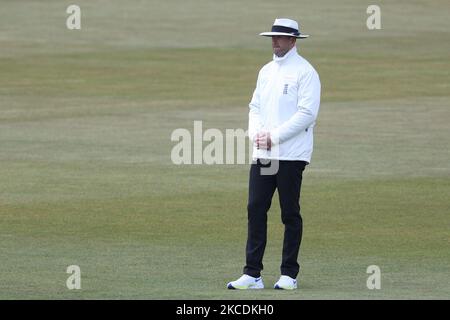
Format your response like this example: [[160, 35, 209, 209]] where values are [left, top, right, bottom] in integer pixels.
[[248, 46, 321, 163]]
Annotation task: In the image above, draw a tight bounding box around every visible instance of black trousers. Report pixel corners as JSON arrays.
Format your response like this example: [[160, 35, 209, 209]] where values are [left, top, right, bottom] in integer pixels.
[[243, 159, 307, 279]]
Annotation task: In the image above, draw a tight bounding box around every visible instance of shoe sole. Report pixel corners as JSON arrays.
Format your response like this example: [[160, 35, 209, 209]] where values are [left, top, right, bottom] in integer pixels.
[[227, 283, 264, 290], [274, 284, 297, 290]]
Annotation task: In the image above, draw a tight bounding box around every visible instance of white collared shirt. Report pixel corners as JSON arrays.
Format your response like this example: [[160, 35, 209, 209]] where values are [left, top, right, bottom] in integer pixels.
[[248, 46, 321, 162]]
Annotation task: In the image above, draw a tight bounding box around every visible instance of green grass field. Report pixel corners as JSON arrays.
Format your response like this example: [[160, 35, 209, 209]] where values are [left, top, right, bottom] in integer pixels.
[[0, 0, 449, 299]]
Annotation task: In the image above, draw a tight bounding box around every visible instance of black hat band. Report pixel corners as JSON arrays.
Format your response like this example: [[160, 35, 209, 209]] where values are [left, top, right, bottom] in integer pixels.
[[271, 25, 300, 36]]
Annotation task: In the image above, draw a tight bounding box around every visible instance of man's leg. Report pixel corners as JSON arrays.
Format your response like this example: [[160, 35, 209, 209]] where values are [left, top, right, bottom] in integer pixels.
[[276, 160, 307, 279], [243, 160, 277, 278]]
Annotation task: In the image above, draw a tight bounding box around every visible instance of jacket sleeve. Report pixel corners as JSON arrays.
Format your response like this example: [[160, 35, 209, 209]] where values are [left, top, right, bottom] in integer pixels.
[[270, 68, 321, 145], [248, 71, 264, 142]]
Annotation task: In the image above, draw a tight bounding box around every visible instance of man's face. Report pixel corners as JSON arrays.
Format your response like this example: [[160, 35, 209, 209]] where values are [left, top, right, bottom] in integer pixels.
[[272, 35, 296, 57]]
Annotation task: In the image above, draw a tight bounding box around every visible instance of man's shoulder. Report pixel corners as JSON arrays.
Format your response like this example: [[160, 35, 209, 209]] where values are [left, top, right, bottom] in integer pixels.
[[292, 54, 318, 74], [258, 60, 274, 75]]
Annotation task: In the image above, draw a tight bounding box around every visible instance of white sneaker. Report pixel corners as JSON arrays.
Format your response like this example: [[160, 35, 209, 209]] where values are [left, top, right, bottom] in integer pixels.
[[274, 275, 297, 290], [227, 274, 264, 290]]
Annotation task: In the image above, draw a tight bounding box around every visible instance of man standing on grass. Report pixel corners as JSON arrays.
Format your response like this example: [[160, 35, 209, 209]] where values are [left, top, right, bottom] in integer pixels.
[[227, 18, 321, 290]]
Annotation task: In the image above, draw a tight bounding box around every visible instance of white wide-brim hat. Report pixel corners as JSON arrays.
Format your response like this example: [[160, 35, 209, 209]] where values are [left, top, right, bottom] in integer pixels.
[[259, 18, 309, 39]]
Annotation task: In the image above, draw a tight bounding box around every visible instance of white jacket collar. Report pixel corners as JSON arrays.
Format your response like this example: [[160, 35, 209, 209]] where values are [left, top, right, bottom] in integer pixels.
[[273, 46, 297, 63]]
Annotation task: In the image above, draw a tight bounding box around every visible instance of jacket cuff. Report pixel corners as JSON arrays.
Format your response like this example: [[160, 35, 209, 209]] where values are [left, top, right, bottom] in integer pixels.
[[249, 131, 258, 142], [270, 129, 280, 146]]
